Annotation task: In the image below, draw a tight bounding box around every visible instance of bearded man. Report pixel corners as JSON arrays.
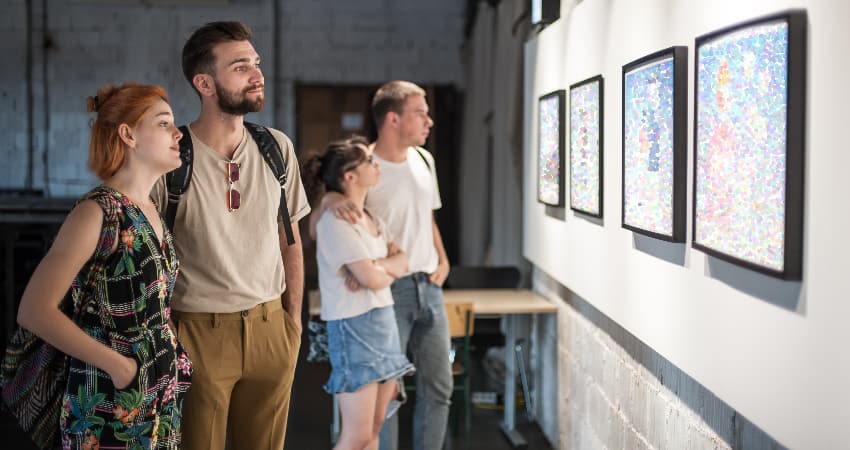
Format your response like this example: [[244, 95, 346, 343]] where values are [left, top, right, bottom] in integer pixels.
[[152, 21, 310, 450]]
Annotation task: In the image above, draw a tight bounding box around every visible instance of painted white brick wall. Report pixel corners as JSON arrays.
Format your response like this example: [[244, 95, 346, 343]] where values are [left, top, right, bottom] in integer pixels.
[[279, 0, 464, 84], [1, 0, 30, 190], [0, 0, 464, 197], [532, 268, 785, 449]]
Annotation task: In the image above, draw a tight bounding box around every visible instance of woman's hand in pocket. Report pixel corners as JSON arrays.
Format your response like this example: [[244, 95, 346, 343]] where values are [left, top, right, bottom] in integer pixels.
[[108, 354, 138, 390]]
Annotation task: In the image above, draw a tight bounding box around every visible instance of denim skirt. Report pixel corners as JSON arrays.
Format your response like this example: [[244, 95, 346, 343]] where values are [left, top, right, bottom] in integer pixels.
[[324, 306, 415, 394]]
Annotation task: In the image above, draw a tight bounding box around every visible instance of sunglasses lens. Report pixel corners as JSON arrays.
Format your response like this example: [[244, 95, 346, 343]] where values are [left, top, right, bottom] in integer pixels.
[[227, 163, 240, 183], [228, 188, 241, 211]]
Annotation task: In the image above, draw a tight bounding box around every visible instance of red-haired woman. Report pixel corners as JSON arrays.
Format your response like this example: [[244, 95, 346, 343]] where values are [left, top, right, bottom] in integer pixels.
[[14, 83, 192, 449]]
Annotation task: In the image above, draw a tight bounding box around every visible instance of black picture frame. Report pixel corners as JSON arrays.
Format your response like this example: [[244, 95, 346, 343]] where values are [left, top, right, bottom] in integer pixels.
[[693, 9, 806, 280], [621, 46, 688, 242], [530, 0, 560, 27], [569, 75, 604, 218], [537, 90, 566, 206]]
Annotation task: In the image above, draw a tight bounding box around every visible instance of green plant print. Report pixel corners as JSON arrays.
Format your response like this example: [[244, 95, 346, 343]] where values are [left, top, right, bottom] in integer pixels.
[[68, 385, 107, 434]]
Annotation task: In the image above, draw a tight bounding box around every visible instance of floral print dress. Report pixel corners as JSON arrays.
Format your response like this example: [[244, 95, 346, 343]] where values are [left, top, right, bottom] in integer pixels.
[[59, 187, 192, 450]]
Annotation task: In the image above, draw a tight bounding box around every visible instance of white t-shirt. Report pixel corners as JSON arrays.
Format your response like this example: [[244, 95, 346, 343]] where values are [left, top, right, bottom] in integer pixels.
[[367, 147, 441, 275], [316, 210, 394, 321]]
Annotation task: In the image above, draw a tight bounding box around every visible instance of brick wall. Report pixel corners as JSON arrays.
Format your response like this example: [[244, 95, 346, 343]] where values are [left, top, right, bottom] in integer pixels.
[[532, 268, 785, 449], [0, 0, 465, 197], [279, 0, 464, 84], [1, 0, 30, 191]]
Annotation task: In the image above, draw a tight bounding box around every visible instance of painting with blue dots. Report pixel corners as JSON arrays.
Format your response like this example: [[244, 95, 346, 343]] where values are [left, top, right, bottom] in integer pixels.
[[622, 46, 687, 242], [693, 10, 806, 279]]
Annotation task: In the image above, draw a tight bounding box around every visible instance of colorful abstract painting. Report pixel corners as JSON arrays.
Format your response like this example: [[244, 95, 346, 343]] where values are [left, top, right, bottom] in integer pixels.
[[537, 90, 565, 206], [569, 75, 603, 217], [694, 10, 806, 279], [622, 47, 687, 241]]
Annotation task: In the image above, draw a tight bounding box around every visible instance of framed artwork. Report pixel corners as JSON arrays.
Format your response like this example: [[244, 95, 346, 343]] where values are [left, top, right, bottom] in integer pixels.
[[693, 9, 806, 279], [621, 46, 688, 242], [569, 75, 604, 217], [537, 90, 566, 206]]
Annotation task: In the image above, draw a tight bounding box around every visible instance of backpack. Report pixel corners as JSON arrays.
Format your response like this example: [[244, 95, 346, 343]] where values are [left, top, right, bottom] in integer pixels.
[[164, 122, 296, 245], [413, 146, 433, 174]]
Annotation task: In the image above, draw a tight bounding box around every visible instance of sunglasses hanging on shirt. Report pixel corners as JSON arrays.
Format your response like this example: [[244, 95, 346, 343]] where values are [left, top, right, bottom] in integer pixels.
[[225, 162, 241, 211]]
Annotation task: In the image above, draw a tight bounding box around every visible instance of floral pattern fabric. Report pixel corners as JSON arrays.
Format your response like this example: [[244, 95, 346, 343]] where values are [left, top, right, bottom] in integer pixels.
[[60, 186, 192, 450]]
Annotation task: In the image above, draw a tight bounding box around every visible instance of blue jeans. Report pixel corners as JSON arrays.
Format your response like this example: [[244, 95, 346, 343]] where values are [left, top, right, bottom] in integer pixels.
[[379, 273, 452, 450]]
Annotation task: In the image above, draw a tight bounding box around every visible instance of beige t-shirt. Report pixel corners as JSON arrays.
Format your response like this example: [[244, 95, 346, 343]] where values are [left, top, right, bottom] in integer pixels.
[[152, 125, 310, 313]]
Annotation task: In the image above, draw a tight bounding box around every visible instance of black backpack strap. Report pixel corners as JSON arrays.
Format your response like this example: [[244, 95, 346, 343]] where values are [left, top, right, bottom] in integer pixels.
[[244, 121, 296, 246], [164, 125, 193, 232], [413, 146, 433, 174]]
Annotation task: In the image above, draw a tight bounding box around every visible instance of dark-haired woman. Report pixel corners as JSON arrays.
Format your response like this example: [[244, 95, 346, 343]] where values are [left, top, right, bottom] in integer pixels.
[[307, 136, 414, 450], [12, 83, 192, 449]]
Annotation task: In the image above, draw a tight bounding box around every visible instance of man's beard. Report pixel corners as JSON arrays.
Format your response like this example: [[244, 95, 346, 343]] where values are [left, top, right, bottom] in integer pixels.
[[215, 80, 265, 115]]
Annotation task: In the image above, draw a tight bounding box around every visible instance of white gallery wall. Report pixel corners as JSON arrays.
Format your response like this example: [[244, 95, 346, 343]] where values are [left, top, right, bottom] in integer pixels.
[[522, 0, 849, 448]]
